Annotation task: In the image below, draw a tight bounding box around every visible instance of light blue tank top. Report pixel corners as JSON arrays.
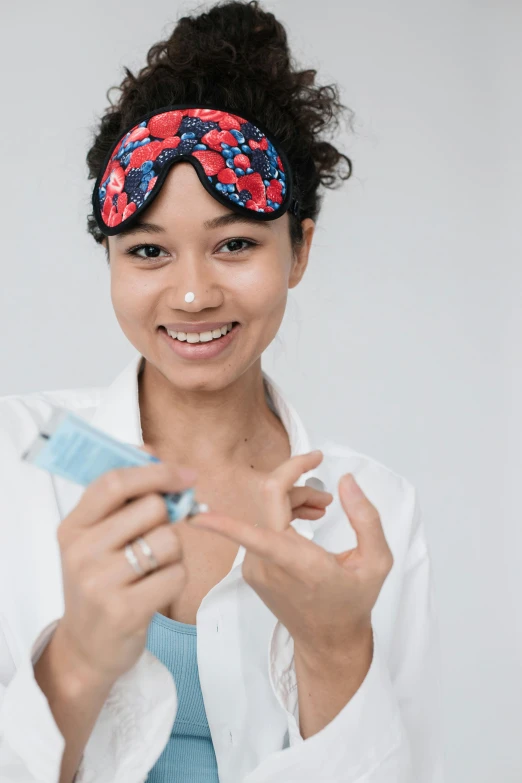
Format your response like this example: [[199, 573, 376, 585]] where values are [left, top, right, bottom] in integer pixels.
[[145, 612, 219, 782]]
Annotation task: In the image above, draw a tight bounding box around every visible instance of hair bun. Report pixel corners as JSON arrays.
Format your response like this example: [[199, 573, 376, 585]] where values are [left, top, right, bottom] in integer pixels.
[[166, 1, 292, 81], [87, 0, 354, 249]]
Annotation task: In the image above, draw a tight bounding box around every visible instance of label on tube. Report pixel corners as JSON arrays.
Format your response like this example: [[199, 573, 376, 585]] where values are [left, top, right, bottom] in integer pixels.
[[21, 405, 205, 522]]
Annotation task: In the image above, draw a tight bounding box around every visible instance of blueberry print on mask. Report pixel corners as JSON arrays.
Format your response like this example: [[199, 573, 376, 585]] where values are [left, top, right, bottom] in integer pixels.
[[92, 105, 299, 236]]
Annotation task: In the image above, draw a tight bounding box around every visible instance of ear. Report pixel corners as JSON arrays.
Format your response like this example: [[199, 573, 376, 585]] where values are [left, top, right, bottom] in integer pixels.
[[102, 237, 110, 265], [288, 218, 315, 289]]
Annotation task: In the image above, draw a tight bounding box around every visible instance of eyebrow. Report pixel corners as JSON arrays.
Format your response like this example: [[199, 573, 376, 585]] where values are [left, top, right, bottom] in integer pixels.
[[115, 212, 271, 240]]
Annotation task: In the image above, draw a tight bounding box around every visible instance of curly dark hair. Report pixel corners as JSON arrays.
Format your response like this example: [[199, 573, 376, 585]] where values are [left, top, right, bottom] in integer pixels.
[[86, 0, 354, 252]]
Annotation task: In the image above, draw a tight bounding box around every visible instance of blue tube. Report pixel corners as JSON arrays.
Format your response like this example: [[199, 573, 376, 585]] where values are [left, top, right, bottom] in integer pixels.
[[21, 406, 206, 522]]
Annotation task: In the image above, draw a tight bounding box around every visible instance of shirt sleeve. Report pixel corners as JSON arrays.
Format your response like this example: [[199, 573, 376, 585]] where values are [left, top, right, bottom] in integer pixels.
[[0, 397, 180, 783], [0, 618, 66, 781], [0, 617, 179, 783], [248, 483, 444, 783]]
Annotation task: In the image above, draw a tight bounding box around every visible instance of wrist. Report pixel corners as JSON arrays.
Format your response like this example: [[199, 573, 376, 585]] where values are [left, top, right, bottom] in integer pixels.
[[292, 623, 374, 739], [36, 623, 115, 700], [294, 622, 374, 675]]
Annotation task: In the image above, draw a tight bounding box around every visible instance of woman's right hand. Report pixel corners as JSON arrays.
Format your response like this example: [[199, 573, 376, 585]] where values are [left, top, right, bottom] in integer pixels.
[[52, 446, 197, 687]]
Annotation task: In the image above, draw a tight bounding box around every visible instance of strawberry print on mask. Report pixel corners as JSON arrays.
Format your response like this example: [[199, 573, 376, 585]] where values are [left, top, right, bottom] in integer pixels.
[[92, 104, 299, 235]]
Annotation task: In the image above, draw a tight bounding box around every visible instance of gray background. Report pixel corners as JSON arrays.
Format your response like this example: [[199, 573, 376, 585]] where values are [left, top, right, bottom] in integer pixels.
[[1, 1, 520, 780]]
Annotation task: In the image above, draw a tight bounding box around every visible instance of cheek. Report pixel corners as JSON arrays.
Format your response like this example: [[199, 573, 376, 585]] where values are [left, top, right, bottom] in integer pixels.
[[234, 262, 289, 343], [110, 266, 157, 326], [234, 261, 287, 311]]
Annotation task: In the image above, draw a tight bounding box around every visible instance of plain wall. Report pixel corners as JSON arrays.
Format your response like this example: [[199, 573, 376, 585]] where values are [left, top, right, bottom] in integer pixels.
[[1, 1, 520, 780]]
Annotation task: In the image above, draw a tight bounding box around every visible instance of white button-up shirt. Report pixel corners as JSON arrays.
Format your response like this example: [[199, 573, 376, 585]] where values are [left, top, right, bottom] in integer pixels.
[[0, 352, 443, 782]]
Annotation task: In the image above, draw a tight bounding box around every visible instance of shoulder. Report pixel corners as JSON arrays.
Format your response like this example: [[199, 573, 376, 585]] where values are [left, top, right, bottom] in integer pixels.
[[0, 385, 103, 455]]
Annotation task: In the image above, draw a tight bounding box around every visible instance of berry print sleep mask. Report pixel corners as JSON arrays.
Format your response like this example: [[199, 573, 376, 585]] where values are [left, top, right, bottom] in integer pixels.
[[92, 103, 300, 236]]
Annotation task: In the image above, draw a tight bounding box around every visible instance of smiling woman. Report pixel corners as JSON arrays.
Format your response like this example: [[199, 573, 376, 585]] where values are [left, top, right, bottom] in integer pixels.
[[0, 2, 442, 783], [105, 156, 313, 397]]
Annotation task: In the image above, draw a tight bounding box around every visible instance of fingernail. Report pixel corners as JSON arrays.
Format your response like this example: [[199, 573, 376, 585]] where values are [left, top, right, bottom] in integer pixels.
[[342, 474, 362, 495]]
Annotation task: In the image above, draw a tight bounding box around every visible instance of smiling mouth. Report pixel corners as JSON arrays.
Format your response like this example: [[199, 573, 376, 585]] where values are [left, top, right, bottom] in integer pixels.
[[159, 322, 239, 343]]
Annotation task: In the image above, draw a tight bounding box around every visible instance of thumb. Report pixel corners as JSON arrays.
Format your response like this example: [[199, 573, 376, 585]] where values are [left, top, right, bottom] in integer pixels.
[[338, 473, 388, 558]]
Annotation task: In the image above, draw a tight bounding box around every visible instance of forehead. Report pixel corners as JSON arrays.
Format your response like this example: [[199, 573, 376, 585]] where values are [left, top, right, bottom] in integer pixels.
[[112, 162, 284, 241]]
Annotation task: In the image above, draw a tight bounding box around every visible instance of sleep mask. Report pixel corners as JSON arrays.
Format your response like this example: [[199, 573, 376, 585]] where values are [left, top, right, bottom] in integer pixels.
[[92, 103, 300, 235]]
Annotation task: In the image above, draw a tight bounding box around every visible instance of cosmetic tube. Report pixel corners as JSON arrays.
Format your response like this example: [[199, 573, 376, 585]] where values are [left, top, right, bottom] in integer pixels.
[[21, 405, 208, 522]]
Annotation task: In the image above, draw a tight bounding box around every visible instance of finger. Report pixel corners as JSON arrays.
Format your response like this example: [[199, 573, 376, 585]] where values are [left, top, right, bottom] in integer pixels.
[[270, 451, 324, 492], [291, 505, 327, 521], [82, 491, 171, 555], [338, 474, 389, 558], [125, 560, 187, 624], [262, 451, 324, 532], [188, 512, 308, 572], [109, 523, 183, 585], [68, 460, 197, 529], [289, 486, 333, 510], [80, 521, 183, 590]]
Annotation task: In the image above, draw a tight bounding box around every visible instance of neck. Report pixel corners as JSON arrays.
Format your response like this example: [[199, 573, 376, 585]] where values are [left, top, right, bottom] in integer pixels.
[[138, 358, 290, 472]]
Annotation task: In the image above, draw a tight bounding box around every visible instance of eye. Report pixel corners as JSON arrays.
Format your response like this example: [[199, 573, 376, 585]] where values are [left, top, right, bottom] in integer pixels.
[[126, 244, 168, 260], [124, 238, 258, 261], [218, 238, 258, 254]]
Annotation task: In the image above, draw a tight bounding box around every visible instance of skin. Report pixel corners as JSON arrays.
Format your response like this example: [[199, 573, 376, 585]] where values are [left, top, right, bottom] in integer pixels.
[[104, 161, 392, 739]]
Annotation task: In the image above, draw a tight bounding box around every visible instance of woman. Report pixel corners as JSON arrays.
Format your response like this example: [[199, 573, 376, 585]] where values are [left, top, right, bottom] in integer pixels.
[[0, 1, 442, 782]]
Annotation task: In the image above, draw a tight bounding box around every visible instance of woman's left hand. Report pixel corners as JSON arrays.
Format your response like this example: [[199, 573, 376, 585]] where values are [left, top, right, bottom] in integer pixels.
[[188, 450, 394, 660]]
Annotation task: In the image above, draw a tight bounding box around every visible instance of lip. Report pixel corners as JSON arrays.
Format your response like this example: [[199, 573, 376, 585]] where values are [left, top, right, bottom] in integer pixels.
[[161, 321, 237, 333], [159, 323, 240, 360]]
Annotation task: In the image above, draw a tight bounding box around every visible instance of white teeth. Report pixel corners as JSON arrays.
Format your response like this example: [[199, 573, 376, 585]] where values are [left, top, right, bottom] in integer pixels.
[[165, 323, 234, 343]]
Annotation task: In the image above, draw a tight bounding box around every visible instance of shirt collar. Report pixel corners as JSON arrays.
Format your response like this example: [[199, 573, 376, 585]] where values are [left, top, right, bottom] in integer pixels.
[[90, 350, 317, 541]]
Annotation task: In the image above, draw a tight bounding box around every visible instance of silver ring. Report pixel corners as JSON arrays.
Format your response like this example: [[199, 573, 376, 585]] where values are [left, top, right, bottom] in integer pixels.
[[135, 536, 159, 570], [124, 542, 145, 576], [124, 537, 159, 577]]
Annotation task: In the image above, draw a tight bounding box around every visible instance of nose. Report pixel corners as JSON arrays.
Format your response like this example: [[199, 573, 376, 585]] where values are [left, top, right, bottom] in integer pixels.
[[165, 253, 224, 312], [178, 286, 222, 312]]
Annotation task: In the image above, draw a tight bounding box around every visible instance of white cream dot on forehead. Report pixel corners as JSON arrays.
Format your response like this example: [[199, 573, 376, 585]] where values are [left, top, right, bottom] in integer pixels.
[[184, 292, 195, 303]]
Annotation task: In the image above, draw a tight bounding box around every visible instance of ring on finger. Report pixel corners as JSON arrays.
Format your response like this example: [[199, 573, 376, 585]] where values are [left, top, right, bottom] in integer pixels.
[[124, 542, 145, 576], [135, 535, 159, 570], [124, 536, 158, 576]]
